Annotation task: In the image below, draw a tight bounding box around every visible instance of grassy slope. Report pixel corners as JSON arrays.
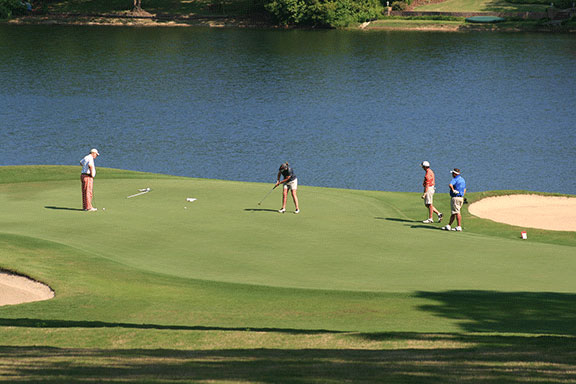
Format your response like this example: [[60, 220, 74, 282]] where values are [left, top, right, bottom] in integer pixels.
[[371, 0, 553, 31], [413, 0, 548, 12], [1, 166, 575, 383]]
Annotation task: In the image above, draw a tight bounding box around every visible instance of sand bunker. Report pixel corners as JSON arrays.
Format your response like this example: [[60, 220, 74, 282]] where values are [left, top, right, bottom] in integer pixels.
[[469, 195, 576, 232], [0, 272, 54, 307]]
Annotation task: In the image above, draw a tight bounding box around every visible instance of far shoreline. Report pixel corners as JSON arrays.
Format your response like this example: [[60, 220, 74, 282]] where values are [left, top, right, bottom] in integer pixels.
[[4, 13, 575, 32]]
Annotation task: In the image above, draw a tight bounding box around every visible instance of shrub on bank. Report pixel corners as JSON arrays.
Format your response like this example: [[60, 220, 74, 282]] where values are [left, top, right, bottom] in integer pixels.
[[265, 0, 383, 27], [390, 0, 409, 10], [0, 0, 26, 19]]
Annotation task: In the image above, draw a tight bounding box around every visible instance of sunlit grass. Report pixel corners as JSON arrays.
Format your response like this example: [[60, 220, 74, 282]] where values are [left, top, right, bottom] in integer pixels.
[[414, 0, 548, 12], [1, 166, 575, 382]]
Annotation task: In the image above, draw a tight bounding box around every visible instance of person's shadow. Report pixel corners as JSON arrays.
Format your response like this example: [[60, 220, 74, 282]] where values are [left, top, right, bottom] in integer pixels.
[[244, 208, 278, 213], [44, 206, 84, 211], [376, 217, 418, 223]]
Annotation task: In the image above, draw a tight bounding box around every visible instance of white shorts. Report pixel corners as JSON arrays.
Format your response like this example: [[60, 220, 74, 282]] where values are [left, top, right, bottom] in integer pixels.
[[284, 179, 298, 191], [424, 186, 435, 205]]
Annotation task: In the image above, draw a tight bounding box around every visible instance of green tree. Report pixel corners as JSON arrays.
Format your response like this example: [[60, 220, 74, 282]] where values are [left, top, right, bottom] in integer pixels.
[[265, 0, 382, 26], [0, 0, 26, 19]]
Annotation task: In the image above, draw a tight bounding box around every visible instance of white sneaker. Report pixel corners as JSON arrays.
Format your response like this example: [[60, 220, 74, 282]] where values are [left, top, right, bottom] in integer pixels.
[[451, 226, 462, 231], [294, 209, 300, 214], [85, 208, 98, 212], [278, 208, 286, 213], [422, 218, 434, 224], [442, 225, 451, 231], [437, 213, 443, 223]]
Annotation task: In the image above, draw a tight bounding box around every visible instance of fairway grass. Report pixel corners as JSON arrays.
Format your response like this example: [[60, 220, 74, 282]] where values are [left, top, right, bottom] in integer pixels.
[[413, 0, 548, 12], [1, 166, 575, 383]]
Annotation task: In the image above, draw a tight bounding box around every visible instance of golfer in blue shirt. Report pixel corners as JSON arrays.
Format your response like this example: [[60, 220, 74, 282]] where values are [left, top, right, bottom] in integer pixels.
[[442, 168, 466, 231]]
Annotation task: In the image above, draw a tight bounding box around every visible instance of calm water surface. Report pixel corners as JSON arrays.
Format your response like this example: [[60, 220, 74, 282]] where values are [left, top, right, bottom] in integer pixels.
[[1, 25, 575, 193]]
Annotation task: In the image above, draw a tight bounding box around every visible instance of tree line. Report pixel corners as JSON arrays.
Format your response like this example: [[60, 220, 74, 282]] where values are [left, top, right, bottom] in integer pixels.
[[0, 0, 389, 27]]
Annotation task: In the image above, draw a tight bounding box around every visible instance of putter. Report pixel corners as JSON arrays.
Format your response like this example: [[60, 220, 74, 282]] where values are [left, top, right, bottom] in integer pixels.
[[257, 185, 278, 205], [127, 187, 151, 199]]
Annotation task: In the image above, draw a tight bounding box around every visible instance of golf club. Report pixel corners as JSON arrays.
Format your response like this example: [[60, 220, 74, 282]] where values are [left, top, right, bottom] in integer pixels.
[[127, 187, 151, 199], [257, 185, 278, 205]]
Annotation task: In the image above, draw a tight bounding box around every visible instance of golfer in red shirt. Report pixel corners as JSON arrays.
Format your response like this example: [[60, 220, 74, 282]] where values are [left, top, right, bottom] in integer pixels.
[[421, 161, 443, 223]]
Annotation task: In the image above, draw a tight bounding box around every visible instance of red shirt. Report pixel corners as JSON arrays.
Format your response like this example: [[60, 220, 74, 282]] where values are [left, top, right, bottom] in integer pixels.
[[423, 168, 435, 187]]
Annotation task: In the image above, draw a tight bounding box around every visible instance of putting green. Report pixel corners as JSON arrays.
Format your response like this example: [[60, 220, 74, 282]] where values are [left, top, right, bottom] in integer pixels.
[[1, 166, 575, 295]]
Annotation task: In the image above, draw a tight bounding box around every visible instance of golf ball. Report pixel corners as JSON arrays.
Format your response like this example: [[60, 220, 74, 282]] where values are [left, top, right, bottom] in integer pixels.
[[102, 208, 106, 211]]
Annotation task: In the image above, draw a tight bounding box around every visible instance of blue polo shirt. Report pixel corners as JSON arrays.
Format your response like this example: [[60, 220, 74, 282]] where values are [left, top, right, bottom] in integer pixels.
[[450, 175, 466, 197]]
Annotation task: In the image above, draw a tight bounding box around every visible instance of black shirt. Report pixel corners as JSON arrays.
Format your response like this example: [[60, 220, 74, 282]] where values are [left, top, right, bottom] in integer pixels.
[[281, 167, 296, 181]]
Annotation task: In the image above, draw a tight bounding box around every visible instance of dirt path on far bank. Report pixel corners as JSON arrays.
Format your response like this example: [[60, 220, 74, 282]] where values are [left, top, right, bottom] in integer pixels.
[[7, 13, 271, 29]]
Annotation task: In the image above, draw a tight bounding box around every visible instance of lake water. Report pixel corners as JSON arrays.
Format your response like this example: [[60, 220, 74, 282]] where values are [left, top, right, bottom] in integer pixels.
[[1, 25, 575, 193]]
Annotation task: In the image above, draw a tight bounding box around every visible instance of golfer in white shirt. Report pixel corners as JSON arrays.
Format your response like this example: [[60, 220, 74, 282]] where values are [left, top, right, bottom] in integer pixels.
[[80, 148, 99, 211]]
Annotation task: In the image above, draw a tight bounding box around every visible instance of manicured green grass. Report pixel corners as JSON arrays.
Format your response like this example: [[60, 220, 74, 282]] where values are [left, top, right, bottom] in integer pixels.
[[414, 0, 548, 13], [368, 18, 565, 32], [0, 166, 575, 383]]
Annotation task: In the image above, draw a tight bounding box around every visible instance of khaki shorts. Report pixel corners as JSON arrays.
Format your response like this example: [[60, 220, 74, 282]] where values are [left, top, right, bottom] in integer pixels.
[[424, 186, 435, 205], [451, 196, 464, 214], [284, 178, 298, 191]]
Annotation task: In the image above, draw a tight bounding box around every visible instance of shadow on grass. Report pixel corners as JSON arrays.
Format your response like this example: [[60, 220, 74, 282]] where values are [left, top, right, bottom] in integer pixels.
[[377, 218, 442, 230], [415, 291, 576, 335], [0, 318, 340, 335], [1, 334, 575, 383], [44, 206, 84, 211], [2, 291, 576, 382], [481, 0, 547, 12], [6, 291, 576, 336], [376, 217, 418, 222], [3, 291, 576, 382], [244, 208, 278, 212], [409, 224, 440, 230]]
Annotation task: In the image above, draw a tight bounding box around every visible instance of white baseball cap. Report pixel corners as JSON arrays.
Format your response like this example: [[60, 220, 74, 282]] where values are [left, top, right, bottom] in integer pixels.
[[421, 161, 430, 167], [450, 168, 460, 175], [90, 148, 100, 155]]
